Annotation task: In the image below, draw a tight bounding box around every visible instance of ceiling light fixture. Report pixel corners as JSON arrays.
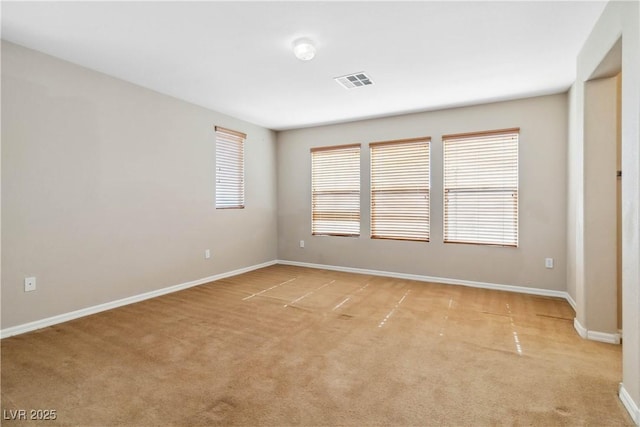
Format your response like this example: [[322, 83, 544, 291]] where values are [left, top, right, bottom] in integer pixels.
[[292, 38, 316, 61]]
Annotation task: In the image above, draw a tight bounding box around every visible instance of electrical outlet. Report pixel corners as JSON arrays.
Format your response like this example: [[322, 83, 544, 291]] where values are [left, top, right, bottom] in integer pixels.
[[299, 240, 305, 248], [205, 249, 211, 259], [24, 277, 36, 292], [545, 258, 554, 269]]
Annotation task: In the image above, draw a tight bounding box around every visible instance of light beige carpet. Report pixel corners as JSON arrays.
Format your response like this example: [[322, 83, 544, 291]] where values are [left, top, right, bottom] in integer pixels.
[[1, 265, 634, 426]]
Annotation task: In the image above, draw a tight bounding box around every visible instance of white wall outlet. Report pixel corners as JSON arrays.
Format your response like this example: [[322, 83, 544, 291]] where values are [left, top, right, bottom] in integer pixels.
[[205, 249, 211, 259], [24, 277, 36, 292], [545, 258, 554, 269], [299, 240, 305, 248]]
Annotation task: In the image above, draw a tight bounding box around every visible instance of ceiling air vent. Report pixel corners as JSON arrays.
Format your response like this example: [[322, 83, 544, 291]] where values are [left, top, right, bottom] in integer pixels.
[[334, 72, 374, 89]]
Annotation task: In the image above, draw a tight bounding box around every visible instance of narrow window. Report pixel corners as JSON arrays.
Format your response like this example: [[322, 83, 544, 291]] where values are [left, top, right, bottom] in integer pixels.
[[443, 128, 519, 246], [215, 126, 245, 209], [370, 137, 430, 241], [311, 144, 361, 236]]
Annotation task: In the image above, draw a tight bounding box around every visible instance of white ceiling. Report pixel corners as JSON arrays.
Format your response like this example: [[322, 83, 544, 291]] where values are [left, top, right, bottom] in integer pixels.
[[1, 1, 607, 131]]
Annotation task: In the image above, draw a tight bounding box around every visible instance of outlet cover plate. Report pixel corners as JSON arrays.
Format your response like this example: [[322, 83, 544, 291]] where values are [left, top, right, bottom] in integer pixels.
[[25, 277, 36, 292]]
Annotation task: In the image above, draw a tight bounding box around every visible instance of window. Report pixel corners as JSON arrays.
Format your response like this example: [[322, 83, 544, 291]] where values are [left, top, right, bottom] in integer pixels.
[[215, 126, 245, 209], [311, 144, 361, 236], [370, 137, 430, 241], [443, 128, 519, 247]]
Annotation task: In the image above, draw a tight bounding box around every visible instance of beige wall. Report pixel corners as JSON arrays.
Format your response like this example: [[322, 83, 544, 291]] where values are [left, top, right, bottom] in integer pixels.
[[277, 94, 568, 291], [617, 73, 622, 331], [566, 84, 582, 313], [584, 76, 619, 335], [1, 41, 278, 329], [568, 0, 640, 418]]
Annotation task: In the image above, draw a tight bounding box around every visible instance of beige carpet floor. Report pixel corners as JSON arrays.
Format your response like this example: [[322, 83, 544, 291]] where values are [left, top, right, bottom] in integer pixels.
[[1, 264, 634, 426]]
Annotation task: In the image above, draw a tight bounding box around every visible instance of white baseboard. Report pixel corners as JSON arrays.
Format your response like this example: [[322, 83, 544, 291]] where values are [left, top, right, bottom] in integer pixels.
[[619, 383, 640, 426], [573, 317, 621, 344], [2, 259, 623, 348], [574, 317, 588, 338], [0, 260, 278, 339], [277, 260, 626, 345], [277, 259, 569, 300], [565, 292, 577, 312], [588, 330, 621, 344]]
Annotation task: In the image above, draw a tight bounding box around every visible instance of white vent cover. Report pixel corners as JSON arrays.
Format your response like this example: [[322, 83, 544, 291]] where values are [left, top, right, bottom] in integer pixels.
[[334, 72, 374, 89]]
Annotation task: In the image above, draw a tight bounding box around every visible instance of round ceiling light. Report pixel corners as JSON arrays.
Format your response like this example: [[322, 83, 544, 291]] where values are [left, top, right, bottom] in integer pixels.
[[292, 38, 316, 61]]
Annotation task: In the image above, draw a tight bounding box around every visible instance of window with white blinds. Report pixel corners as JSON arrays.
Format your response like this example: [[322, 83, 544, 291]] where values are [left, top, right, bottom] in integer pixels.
[[215, 126, 245, 209], [443, 128, 519, 247], [311, 144, 361, 236], [370, 138, 430, 241]]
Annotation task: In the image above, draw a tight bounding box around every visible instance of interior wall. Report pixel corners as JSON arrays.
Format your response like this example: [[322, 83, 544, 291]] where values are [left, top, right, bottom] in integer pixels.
[[566, 84, 583, 315], [583, 76, 619, 335], [617, 73, 623, 331], [568, 0, 640, 417], [277, 94, 568, 292], [1, 41, 278, 329]]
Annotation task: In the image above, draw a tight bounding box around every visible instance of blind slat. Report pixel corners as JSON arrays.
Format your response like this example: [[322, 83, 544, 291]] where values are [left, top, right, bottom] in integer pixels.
[[443, 129, 518, 247], [215, 126, 245, 209], [371, 138, 430, 242], [312, 145, 361, 236]]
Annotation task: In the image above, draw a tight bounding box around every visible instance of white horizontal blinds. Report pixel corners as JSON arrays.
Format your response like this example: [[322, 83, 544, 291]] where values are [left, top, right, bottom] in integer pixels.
[[215, 126, 245, 209], [311, 144, 361, 236], [443, 128, 519, 247], [370, 138, 430, 241]]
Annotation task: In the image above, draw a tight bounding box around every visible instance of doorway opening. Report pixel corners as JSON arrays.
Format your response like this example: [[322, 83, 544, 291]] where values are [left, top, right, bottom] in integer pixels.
[[583, 37, 622, 340]]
